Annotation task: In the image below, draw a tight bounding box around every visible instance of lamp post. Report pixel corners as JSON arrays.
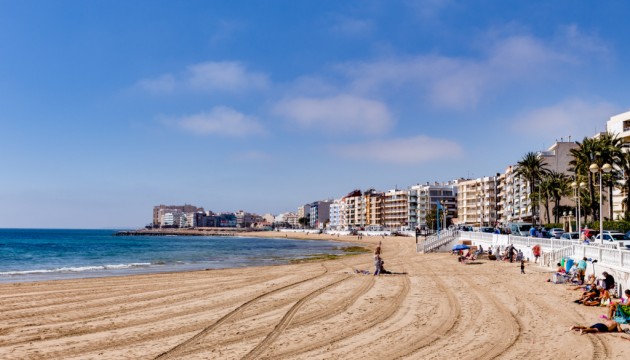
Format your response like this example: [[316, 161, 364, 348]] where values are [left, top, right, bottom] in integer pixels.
[[440, 199, 447, 231], [571, 181, 586, 235], [589, 163, 612, 243]]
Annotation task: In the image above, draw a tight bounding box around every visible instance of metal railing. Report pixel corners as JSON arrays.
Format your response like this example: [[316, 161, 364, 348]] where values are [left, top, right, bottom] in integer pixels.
[[420, 229, 459, 253]]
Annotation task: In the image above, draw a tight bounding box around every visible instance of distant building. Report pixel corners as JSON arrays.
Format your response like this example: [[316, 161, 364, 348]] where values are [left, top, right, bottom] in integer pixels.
[[409, 181, 458, 229], [309, 200, 332, 228], [382, 189, 408, 230], [457, 176, 499, 226], [153, 204, 203, 228], [235, 210, 263, 228]]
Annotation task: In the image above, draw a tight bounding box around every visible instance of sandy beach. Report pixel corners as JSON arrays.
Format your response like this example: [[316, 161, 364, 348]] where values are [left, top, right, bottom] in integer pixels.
[[1, 232, 629, 359]]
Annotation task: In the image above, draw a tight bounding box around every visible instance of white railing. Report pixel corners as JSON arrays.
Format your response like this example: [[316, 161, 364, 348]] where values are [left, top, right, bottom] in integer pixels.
[[420, 229, 459, 253]]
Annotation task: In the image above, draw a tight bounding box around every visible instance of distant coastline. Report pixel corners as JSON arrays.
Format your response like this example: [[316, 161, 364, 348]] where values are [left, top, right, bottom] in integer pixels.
[[115, 227, 258, 237]]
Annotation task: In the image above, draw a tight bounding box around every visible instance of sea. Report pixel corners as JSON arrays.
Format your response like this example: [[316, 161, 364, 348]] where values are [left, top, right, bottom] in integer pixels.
[[0, 229, 355, 283]]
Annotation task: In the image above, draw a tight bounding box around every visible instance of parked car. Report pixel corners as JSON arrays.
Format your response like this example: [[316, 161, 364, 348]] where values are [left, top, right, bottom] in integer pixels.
[[561, 232, 580, 240], [479, 227, 495, 233], [593, 232, 629, 242], [548, 228, 565, 239]]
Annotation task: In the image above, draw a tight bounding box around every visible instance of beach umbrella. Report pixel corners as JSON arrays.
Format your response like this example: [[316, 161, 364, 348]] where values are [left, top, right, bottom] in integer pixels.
[[452, 244, 470, 251]]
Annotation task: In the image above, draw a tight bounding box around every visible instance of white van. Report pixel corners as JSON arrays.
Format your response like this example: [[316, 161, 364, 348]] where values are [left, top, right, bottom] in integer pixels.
[[507, 222, 533, 237]]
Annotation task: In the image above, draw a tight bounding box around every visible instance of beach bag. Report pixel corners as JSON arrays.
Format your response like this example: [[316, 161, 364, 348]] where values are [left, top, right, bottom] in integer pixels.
[[552, 273, 566, 284]]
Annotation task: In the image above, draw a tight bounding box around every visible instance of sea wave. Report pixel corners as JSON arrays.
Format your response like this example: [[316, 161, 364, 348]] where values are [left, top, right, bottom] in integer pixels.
[[0, 262, 153, 276]]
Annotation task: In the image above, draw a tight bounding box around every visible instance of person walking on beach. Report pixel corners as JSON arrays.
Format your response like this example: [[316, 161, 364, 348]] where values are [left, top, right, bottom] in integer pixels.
[[520, 260, 525, 274]]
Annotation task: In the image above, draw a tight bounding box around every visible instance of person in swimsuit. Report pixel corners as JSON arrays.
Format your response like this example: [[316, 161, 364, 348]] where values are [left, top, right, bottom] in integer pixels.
[[570, 319, 622, 334]]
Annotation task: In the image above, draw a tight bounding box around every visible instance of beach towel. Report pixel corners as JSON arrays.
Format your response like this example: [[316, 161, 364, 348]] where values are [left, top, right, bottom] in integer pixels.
[[614, 305, 630, 324]]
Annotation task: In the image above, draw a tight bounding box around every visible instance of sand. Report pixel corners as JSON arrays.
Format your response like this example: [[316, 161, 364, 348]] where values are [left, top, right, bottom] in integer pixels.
[[1, 232, 629, 359]]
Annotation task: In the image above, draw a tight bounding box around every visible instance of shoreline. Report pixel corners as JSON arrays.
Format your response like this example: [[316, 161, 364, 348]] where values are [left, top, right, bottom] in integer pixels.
[[2, 232, 628, 359]]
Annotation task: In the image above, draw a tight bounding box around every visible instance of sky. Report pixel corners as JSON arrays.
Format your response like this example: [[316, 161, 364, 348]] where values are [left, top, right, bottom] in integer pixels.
[[1, 1, 629, 229]]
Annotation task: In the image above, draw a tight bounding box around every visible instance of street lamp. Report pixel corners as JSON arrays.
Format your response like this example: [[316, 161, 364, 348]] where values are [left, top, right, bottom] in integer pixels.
[[571, 181, 586, 235], [589, 163, 612, 243], [440, 199, 447, 230]]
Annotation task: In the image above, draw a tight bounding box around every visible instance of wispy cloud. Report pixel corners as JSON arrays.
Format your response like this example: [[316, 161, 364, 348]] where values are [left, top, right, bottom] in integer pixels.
[[331, 135, 463, 164], [230, 150, 272, 161], [173, 106, 266, 137], [134, 61, 269, 94], [273, 95, 393, 135], [336, 26, 609, 109], [510, 99, 618, 139], [330, 16, 374, 37]]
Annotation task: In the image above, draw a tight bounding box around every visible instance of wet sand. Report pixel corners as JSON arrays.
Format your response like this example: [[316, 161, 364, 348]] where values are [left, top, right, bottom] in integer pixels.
[[1, 232, 628, 359]]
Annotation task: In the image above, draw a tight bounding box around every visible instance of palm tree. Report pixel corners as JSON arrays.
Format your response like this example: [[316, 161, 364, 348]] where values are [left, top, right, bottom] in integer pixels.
[[618, 151, 630, 218], [515, 152, 550, 225], [547, 171, 571, 223], [598, 133, 623, 219], [569, 137, 599, 221], [536, 176, 552, 224]]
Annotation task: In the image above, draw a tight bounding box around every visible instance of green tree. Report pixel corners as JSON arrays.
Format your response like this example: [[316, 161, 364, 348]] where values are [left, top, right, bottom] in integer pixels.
[[515, 152, 550, 225]]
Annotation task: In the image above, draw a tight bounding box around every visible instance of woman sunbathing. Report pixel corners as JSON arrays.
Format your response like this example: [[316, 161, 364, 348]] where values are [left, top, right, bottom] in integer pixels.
[[567, 274, 596, 291]]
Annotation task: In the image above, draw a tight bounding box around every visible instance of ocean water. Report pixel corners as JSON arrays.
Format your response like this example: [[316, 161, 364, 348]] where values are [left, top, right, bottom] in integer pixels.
[[0, 229, 354, 283]]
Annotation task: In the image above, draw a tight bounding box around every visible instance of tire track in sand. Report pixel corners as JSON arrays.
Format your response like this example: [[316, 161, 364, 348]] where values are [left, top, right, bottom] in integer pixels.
[[270, 271, 411, 359], [175, 272, 376, 358], [153, 265, 329, 360], [241, 274, 352, 360]]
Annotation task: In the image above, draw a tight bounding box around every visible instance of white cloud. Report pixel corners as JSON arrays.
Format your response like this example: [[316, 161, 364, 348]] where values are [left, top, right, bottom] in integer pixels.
[[135, 74, 176, 94], [510, 99, 618, 138], [331, 135, 463, 164], [273, 95, 394, 135], [186, 61, 269, 92], [230, 150, 272, 161], [134, 61, 269, 94], [331, 17, 374, 37], [175, 106, 266, 137], [337, 28, 608, 109]]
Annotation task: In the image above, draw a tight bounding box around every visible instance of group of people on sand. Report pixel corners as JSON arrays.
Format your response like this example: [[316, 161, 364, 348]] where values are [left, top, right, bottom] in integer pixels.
[[570, 288, 630, 334], [567, 268, 630, 335]]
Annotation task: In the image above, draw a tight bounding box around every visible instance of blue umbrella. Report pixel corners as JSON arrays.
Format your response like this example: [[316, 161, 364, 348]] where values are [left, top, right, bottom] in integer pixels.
[[452, 244, 470, 251]]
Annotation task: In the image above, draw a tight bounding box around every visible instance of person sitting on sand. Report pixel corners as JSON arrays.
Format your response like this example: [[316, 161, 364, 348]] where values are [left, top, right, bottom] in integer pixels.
[[556, 263, 566, 274], [583, 288, 610, 307], [575, 286, 600, 304], [567, 274, 596, 291], [570, 319, 622, 334], [606, 289, 630, 321]]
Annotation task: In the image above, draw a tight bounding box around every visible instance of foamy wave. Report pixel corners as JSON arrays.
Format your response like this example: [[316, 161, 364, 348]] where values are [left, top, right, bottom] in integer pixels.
[[0, 263, 152, 276]]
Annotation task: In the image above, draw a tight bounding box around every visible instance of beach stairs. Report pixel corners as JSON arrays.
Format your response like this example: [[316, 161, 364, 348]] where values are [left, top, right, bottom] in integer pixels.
[[419, 229, 459, 253]]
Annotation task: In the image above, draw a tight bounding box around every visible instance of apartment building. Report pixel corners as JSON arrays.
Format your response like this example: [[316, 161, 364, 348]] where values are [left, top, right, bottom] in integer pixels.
[[457, 176, 499, 226], [409, 181, 458, 229], [309, 200, 332, 228], [152, 204, 203, 227], [329, 199, 347, 230], [607, 109, 630, 219], [382, 189, 409, 230], [498, 165, 530, 224]]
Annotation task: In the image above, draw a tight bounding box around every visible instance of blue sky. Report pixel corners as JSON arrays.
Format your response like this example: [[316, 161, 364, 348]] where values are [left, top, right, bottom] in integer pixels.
[[1, 1, 629, 228]]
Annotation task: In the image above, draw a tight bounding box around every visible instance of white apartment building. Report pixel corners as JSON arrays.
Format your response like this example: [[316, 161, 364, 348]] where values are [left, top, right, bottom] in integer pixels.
[[498, 166, 530, 224], [607, 109, 630, 219], [409, 181, 458, 229], [457, 176, 499, 226], [382, 189, 409, 230], [329, 199, 347, 230]]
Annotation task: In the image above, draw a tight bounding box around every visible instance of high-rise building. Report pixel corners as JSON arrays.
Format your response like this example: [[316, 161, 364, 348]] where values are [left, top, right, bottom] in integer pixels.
[[457, 176, 499, 226], [382, 189, 409, 230], [152, 204, 203, 228], [409, 181, 458, 229]]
